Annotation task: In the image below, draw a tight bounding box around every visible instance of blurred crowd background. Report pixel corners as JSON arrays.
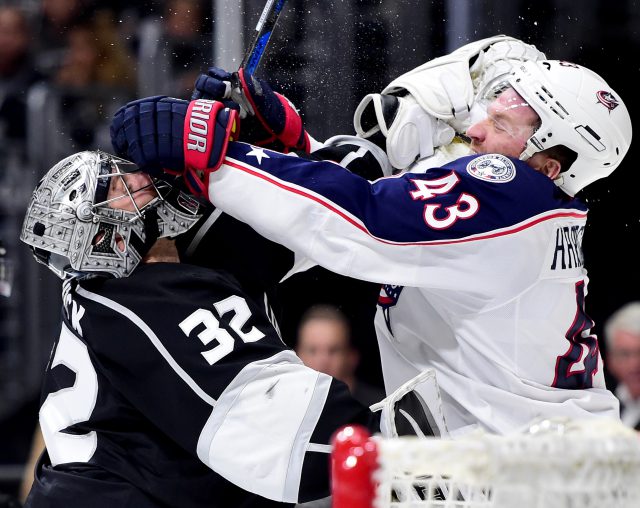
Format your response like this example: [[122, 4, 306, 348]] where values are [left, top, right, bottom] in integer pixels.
[[0, 0, 639, 501]]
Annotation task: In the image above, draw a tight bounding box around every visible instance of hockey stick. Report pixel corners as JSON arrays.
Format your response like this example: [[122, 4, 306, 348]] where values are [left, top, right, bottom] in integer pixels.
[[230, 0, 289, 115], [241, 0, 288, 76]]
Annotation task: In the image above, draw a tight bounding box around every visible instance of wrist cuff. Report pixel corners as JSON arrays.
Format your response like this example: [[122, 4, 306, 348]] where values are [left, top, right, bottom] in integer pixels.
[[184, 99, 219, 172]]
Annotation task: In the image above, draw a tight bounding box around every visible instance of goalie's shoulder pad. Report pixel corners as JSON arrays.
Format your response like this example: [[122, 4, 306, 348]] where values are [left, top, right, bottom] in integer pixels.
[[382, 35, 526, 129], [312, 135, 393, 179]]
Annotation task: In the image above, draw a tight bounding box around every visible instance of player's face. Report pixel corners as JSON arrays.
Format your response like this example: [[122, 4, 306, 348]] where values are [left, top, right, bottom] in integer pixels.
[[466, 87, 540, 158], [95, 169, 158, 253], [106, 170, 157, 212]]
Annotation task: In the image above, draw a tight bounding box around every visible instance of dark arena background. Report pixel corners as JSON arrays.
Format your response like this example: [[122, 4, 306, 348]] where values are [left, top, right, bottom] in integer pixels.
[[0, 0, 638, 501]]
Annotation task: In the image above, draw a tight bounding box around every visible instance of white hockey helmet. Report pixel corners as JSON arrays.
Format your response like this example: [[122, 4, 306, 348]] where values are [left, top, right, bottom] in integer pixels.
[[503, 60, 632, 196], [20, 151, 202, 279]]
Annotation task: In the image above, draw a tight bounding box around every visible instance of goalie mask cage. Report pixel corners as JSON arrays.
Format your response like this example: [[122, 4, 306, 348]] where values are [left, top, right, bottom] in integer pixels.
[[330, 419, 640, 508]]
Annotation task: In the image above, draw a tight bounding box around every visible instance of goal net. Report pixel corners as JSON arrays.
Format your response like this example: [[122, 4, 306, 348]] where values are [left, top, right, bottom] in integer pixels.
[[331, 418, 640, 508]]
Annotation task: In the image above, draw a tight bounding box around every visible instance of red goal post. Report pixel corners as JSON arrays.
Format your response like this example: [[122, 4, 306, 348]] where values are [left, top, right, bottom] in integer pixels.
[[330, 419, 640, 508]]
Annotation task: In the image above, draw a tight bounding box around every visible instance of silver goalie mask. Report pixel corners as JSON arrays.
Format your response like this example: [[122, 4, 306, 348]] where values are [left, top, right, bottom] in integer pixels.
[[20, 150, 203, 279]]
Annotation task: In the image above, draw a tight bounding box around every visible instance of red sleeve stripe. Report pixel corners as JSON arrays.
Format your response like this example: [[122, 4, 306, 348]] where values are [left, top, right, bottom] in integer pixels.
[[223, 156, 588, 247]]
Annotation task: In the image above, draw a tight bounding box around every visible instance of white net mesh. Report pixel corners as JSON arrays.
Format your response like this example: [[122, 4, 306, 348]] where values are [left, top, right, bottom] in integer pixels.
[[373, 418, 640, 508]]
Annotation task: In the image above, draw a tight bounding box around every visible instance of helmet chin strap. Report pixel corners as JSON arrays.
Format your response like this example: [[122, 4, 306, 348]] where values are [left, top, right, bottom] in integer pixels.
[[552, 174, 566, 188], [519, 144, 535, 162]]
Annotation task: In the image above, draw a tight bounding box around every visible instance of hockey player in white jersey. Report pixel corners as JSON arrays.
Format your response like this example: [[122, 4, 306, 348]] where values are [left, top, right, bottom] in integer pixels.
[[111, 45, 631, 437]]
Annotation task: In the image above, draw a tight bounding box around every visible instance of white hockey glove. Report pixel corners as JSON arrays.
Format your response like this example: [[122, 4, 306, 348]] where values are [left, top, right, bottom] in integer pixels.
[[353, 93, 455, 170], [370, 369, 448, 438], [471, 38, 547, 99], [380, 35, 545, 129]]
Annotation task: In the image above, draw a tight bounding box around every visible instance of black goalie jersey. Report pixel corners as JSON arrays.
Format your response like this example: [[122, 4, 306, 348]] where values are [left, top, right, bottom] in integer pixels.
[[25, 263, 373, 508]]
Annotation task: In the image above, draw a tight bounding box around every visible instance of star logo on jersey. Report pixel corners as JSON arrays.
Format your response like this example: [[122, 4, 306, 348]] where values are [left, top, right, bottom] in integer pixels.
[[246, 147, 270, 165], [466, 154, 516, 183]]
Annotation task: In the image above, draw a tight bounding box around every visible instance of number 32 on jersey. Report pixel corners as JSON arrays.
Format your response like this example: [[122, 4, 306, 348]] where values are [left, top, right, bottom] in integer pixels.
[[179, 295, 266, 365]]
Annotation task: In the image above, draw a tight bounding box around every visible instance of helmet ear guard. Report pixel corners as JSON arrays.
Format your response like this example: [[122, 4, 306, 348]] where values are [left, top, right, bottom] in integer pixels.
[[505, 60, 632, 196]]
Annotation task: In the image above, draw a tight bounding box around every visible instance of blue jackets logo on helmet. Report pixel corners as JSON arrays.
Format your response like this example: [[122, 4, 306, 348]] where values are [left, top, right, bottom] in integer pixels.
[[596, 90, 619, 111]]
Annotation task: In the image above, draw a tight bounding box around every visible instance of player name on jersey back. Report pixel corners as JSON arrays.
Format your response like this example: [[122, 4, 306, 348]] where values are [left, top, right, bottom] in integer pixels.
[[542, 221, 585, 278]]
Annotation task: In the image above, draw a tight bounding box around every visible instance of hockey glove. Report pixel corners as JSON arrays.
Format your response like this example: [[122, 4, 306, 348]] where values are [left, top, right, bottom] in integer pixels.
[[308, 135, 393, 179], [193, 67, 310, 153], [110, 95, 239, 198], [471, 38, 546, 97], [370, 369, 448, 438], [354, 93, 455, 170]]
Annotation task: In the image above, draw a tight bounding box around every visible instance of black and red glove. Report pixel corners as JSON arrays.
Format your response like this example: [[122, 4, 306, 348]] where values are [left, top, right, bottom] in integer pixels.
[[110, 95, 239, 199], [192, 67, 310, 153]]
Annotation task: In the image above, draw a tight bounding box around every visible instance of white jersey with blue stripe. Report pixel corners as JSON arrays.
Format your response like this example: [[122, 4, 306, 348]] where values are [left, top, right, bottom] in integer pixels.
[[208, 142, 619, 435]]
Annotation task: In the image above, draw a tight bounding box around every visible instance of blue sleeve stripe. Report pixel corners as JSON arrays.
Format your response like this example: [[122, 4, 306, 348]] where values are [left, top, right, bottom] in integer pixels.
[[224, 156, 587, 246]]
